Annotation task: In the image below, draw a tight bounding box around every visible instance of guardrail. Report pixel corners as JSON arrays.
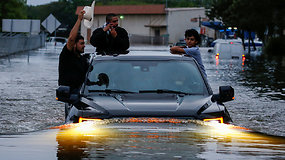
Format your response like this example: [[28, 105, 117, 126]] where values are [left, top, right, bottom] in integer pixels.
[[0, 33, 46, 57]]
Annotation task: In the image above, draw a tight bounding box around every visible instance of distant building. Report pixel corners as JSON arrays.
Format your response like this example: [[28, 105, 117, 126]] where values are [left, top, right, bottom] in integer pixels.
[[166, 7, 214, 44], [76, 5, 215, 45], [76, 4, 167, 45]]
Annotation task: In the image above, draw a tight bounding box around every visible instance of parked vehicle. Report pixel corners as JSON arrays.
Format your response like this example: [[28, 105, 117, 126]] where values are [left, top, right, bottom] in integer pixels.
[[210, 38, 242, 47], [213, 41, 245, 60], [174, 39, 186, 47], [56, 51, 234, 124]]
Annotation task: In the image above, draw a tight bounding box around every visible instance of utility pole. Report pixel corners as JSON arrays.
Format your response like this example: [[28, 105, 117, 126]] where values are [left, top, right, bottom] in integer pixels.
[[199, 16, 201, 27]]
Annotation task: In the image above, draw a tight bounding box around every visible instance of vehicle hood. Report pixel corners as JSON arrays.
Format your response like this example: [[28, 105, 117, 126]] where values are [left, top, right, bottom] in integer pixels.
[[85, 93, 216, 117]]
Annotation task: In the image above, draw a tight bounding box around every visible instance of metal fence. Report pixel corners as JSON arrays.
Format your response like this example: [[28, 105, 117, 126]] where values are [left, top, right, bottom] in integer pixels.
[[0, 33, 46, 57], [129, 34, 169, 46]]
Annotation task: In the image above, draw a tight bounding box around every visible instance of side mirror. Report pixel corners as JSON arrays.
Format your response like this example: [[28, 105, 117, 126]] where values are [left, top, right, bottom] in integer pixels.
[[56, 86, 80, 103], [211, 86, 234, 103], [97, 73, 109, 87]]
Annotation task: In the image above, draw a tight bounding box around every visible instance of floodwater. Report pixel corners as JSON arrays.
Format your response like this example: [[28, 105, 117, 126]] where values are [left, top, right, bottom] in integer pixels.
[[0, 45, 284, 159]]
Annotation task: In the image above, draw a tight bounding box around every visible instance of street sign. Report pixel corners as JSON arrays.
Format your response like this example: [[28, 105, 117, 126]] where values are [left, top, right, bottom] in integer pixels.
[[2, 19, 40, 33], [41, 14, 61, 34]]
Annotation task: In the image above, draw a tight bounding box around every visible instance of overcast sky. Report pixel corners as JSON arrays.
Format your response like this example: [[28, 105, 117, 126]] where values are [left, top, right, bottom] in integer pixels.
[[27, 0, 58, 6]]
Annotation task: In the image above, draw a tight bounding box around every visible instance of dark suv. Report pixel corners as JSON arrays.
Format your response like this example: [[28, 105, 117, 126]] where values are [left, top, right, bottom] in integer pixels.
[[56, 51, 234, 123]]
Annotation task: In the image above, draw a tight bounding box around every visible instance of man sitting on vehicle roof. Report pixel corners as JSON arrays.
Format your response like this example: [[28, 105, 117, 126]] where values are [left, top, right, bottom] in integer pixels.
[[58, 10, 89, 92], [90, 13, 130, 55]]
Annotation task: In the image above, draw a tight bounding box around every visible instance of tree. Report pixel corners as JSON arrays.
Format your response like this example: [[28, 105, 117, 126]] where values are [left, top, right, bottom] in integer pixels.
[[207, 0, 285, 55], [26, 0, 213, 36], [27, 0, 94, 36], [0, 0, 27, 30]]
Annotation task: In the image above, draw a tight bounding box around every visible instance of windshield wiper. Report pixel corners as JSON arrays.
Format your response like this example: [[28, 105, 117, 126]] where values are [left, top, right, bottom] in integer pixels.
[[88, 89, 137, 94], [139, 89, 193, 95]]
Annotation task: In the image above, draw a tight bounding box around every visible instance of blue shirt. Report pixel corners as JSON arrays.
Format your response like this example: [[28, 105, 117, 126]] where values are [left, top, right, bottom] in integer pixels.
[[183, 47, 207, 78]]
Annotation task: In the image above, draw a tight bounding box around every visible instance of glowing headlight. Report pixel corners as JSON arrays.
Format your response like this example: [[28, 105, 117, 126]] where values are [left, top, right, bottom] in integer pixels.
[[79, 117, 102, 123], [203, 117, 224, 124]]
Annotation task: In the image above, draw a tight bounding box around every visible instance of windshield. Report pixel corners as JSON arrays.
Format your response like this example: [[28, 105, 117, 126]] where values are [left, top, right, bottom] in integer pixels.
[[84, 60, 207, 95]]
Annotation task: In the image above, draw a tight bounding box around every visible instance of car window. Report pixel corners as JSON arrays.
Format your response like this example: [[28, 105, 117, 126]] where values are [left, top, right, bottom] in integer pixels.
[[84, 60, 207, 94]]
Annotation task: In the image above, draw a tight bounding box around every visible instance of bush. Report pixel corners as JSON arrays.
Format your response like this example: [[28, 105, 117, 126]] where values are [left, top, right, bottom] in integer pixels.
[[264, 36, 285, 56]]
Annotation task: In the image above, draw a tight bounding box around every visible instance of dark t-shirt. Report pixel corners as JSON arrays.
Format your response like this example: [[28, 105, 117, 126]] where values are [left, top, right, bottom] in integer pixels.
[[58, 45, 89, 90], [90, 26, 129, 54]]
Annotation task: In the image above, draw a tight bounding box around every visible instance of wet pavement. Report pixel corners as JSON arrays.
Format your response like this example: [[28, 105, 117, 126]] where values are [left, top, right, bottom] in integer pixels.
[[0, 45, 284, 159]]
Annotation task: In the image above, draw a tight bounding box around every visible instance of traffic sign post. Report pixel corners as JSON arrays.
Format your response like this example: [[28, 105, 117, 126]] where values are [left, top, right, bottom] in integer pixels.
[[41, 14, 61, 35], [41, 14, 61, 48]]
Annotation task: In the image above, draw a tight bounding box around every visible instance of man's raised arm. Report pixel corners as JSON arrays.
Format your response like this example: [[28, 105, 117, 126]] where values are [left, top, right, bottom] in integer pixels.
[[66, 10, 85, 51]]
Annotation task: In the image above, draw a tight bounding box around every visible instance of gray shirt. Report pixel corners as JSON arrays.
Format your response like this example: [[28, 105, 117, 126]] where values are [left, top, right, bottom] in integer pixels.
[[183, 47, 207, 78]]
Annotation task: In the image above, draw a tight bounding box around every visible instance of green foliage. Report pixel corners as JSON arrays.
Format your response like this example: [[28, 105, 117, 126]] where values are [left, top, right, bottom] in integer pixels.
[[95, 0, 212, 7], [0, 0, 27, 31], [0, 0, 27, 19], [207, 0, 285, 43], [27, 0, 97, 36], [25, 0, 212, 36], [264, 36, 285, 56], [26, 0, 212, 24], [96, 0, 148, 5]]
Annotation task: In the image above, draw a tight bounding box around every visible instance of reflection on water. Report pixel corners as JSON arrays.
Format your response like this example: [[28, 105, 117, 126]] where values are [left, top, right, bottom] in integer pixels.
[[212, 54, 285, 101], [55, 121, 285, 159], [240, 57, 285, 100], [202, 48, 285, 137]]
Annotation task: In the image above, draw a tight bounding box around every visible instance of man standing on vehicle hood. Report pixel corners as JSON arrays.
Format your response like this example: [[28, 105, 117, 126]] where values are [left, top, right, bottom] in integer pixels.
[[90, 13, 129, 54], [58, 10, 89, 92]]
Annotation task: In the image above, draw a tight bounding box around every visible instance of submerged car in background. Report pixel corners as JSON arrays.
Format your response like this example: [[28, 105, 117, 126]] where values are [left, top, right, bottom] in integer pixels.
[[174, 39, 186, 47], [46, 37, 67, 48], [212, 41, 245, 60], [56, 51, 235, 124], [210, 38, 242, 47]]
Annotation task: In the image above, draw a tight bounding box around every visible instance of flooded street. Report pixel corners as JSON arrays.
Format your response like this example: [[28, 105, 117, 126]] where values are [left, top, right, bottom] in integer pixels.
[[201, 48, 285, 137], [0, 48, 64, 133], [0, 45, 284, 159]]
